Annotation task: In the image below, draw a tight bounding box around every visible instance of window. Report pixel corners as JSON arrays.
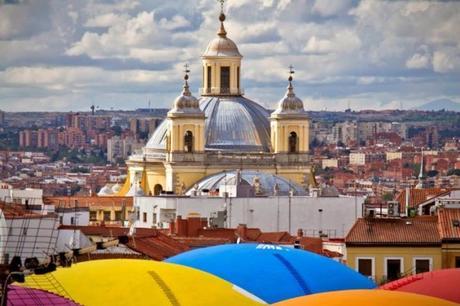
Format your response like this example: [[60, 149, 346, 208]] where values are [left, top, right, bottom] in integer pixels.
[[455, 256, 460, 268], [356, 257, 374, 280], [413, 257, 432, 274], [22, 227, 27, 236], [143, 212, 147, 223], [220, 66, 230, 93], [154, 184, 163, 196], [152, 213, 157, 224], [70, 217, 75, 225], [59, 216, 63, 225], [207, 66, 211, 89], [289, 132, 298, 153], [103, 211, 111, 221], [89, 211, 97, 221], [115, 211, 122, 221], [184, 131, 193, 153], [385, 257, 403, 282], [237, 67, 240, 90]]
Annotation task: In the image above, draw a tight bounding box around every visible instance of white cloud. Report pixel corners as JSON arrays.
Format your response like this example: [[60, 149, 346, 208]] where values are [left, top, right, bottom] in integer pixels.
[[85, 13, 129, 28], [432, 51, 459, 73], [406, 53, 431, 69], [312, 0, 352, 17], [303, 30, 361, 54], [1, 0, 460, 111]]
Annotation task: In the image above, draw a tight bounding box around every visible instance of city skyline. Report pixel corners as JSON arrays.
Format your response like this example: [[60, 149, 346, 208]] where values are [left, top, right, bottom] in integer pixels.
[[1, 0, 460, 112]]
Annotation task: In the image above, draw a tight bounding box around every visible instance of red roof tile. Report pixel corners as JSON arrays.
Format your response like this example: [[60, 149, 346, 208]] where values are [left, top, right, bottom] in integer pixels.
[[346, 216, 441, 246], [437, 208, 460, 241], [396, 188, 449, 211], [59, 225, 189, 260]]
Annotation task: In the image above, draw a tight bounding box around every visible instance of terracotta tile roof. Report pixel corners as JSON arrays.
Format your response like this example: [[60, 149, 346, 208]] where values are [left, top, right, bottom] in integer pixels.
[[257, 232, 291, 243], [59, 225, 189, 260], [173, 237, 232, 248], [345, 216, 441, 246], [43, 196, 133, 208], [437, 208, 460, 241], [0, 202, 56, 219], [396, 188, 449, 211], [127, 235, 189, 260]]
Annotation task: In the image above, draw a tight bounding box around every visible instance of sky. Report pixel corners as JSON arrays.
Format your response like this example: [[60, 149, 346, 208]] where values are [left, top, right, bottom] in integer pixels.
[[0, 0, 460, 112]]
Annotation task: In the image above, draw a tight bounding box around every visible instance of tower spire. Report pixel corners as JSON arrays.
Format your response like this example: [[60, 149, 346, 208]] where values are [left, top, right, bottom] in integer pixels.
[[418, 151, 424, 179], [287, 65, 295, 97], [416, 151, 425, 189], [217, 0, 227, 37], [182, 63, 191, 96]]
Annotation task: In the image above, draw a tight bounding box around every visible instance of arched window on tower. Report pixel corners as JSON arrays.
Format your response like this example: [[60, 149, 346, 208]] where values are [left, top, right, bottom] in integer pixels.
[[153, 184, 163, 196], [288, 132, 298, 153], [184, 131, 193, 152]]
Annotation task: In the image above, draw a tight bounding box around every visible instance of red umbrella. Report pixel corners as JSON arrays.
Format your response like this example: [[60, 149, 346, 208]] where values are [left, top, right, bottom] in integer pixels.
[[380, 268, 460, 304]]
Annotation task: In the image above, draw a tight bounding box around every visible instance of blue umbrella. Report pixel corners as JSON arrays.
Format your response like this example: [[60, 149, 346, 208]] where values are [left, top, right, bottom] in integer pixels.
[[166, 243, 375, 304]]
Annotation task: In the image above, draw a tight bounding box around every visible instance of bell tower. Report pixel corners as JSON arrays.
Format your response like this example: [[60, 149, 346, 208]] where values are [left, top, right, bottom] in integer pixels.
[[166, 65, 206, 154], [270, 67, 310, 154], [201, 0, 243, 96]]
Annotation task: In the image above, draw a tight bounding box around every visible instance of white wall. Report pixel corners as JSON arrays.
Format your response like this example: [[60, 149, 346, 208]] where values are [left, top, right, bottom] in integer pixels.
[[0, 187, 43, 205], [56, 229, 92, 252], [134, 195, 364, 238], [59, 210, 90, 226]]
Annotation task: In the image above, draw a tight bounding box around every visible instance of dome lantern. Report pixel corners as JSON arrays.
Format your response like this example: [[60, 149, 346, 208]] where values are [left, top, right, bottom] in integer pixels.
[[270, 66, 310, 154], [201, 0, 243, 96], [169, 64, 203, 116], [272, 66, 306, 116]]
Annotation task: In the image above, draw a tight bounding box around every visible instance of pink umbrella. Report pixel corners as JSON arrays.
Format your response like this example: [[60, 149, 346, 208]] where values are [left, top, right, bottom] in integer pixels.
[[7, 285, 78, 306]]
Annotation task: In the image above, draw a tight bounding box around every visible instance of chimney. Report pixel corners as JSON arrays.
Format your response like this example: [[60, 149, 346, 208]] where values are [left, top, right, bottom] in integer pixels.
[[175, 215, 187, 237], [405, 187, 410, 215], [187, 216, 202, 237], [236, 224, 248, 240], [297, 228, 304, 238], [169, 220, 176, 236]]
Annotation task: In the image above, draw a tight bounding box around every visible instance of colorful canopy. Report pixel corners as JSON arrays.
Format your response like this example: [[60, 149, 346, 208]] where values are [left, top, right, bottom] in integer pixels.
[[380, 268, 460, 304], [166, 243, 376, 303], [7, 285, 77, 306], [273, 290, 459, 306], [19, 259, 264, 306]]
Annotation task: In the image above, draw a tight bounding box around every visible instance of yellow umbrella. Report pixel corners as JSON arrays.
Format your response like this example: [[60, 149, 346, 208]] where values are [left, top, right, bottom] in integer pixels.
[[20, 259, 264, 306], [273, 289, 458, 306]]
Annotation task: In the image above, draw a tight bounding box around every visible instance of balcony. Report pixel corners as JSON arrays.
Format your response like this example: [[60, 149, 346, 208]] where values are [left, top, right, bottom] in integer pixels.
[[199, 87, 244, 96]]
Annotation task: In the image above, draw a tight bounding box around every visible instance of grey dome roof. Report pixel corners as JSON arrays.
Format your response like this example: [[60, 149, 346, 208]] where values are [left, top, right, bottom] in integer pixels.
[[186, 170, 307, 196], [146, 96, 272, 152]]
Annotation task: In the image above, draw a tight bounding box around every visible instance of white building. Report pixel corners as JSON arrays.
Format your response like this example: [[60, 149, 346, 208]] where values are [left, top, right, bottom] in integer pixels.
[[134, 195, 365, 238], [0, 183, 43, 206], [107, 136, 144, 163], [349, 152, 366, 166]]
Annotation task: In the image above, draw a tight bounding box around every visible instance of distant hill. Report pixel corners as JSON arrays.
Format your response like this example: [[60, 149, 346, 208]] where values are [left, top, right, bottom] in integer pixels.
[[414, 99, 460, 112]]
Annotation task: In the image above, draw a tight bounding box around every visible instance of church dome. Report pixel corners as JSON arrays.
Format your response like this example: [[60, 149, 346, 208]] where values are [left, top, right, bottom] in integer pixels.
[[203, 12, 242, 58], [97, 185, 114, 196], [146, 96, 271, 152], [111, 183, 122, 193], [186, 170, 307, 196], [272, 72, 306, 116], [169, 72, 202, 115], [203, 37, 241, 57]]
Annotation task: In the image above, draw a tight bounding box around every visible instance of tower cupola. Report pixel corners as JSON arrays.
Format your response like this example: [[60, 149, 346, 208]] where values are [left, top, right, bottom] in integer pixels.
[[201, 1, 243, 96]]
